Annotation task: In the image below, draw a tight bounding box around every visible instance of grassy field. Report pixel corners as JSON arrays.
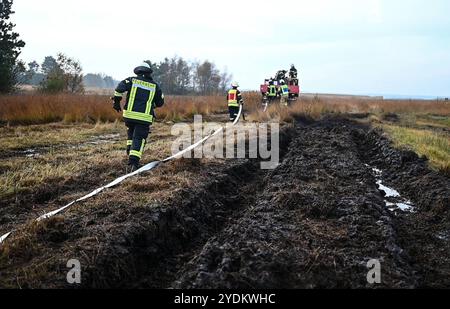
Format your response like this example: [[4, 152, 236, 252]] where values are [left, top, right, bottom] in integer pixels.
[[0, 93, 448, 288], [0, 93, 448, 196]]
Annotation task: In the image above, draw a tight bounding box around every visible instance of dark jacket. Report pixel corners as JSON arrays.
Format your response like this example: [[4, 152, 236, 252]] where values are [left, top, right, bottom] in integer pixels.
[[115, 74, 164, 125]]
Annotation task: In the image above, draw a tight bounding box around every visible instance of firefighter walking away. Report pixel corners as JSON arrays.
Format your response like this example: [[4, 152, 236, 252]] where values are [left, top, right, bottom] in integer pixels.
[[112, 62, 165, 172], [227, 81, 244, 122]]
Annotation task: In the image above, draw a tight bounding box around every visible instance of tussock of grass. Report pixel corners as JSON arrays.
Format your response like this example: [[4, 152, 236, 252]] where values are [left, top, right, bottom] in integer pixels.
[[382, 124, 450, 174]]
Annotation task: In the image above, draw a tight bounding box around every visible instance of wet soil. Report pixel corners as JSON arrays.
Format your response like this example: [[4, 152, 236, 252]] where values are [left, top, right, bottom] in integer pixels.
[[0, 116, 448, 288]]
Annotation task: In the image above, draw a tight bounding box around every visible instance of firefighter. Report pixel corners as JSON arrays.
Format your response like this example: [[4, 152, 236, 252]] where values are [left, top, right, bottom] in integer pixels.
[[279, 80, 289, 106], [227, 82, 243, 122], [289, 64, 298, 86], [275, 70, 287, 83], [289, 64, 298, 79], [267, 80, 277, 103], [112, 62, 165, 172]]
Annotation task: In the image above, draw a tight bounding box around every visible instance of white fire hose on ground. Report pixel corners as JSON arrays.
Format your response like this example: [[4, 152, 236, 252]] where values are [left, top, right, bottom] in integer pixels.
[[0, 106, 243, 245]]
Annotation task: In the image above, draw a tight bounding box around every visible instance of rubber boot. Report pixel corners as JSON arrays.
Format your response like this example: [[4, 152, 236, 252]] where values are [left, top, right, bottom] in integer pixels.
[[127, 156, 140, 173]]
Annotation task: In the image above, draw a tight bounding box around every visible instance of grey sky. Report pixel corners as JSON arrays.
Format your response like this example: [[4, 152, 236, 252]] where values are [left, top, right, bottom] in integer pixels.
[[12, 0, 450, 96]]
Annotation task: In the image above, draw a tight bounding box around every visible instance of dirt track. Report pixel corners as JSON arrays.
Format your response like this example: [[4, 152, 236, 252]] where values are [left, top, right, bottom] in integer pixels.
[[0, 116, 449, 288]]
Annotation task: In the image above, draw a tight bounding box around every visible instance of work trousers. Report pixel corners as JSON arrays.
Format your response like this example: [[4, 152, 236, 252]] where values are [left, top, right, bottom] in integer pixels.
[[229, 106, 240, 122], [126, 121, 150, 165]]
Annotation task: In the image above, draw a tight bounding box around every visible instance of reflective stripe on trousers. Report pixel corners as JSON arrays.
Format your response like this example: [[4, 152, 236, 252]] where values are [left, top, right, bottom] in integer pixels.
[[126, 122, 150, 161]]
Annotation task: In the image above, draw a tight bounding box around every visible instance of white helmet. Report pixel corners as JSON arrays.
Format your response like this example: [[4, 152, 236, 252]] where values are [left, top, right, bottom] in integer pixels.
[[134, 62, 153, 75], [231, 81, 239, 88]]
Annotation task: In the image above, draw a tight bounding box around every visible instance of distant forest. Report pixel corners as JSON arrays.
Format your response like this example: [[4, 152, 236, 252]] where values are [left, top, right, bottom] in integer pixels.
[[21, 56, 119, 89], [21, 55, 232, 95]]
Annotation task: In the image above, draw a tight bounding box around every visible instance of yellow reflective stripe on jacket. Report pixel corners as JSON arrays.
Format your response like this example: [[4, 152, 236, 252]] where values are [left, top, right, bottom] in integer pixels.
[[228, 89, 239, 107], [114, 91, 124, 97], [123, 110, 154, 123], [145, 87, 156, 115], [128, 78, 156, 111], [128, 86, 138, 111], [281, 85, 289, 97], [268, 86, 277, 96], [124, 78, 157, 123]]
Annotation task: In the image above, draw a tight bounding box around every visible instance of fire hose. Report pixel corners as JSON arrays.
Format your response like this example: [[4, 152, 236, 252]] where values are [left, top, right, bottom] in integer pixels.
[[0, 105, 243, 245]]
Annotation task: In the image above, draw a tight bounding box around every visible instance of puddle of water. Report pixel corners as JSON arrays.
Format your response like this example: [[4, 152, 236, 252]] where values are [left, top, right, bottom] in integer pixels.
[[368, 165, 415, 213], [385, 201, 414, 212], [94, 133, 120, 140], [87, 133, 121, 145], [377, 181, 400, 198], [22, 149, 41, 158]]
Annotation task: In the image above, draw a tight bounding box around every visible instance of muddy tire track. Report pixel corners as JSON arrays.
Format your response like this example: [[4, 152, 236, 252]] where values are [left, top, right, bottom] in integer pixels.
[[173, 118, 421, 288]]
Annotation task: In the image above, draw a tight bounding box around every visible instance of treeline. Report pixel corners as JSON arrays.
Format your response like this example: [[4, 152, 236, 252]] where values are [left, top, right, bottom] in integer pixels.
[[20, 53, 84, 93], [22, 58, 118, 90], [145, 57, 232, 95], [83, 73, 118, 89], [20, 55, 233, 95]]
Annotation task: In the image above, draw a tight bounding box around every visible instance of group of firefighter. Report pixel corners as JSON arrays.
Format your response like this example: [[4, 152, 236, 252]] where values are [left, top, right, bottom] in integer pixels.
[[264, 64, 299, 106], [112, 62, 297, 171]]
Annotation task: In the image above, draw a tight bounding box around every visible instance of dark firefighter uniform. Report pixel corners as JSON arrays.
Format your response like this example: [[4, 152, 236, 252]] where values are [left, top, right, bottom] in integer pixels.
[[267, 82, 277, 102], [227, 85, 243, 122], [289, 65, 298, 79], [279, 83, 289, 106], [113, 63, 164, 171]]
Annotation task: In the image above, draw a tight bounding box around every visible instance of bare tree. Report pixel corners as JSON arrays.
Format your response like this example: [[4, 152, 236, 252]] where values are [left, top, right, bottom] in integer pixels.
[[56, 53, 84, 93], [40, 53, 84, 93]]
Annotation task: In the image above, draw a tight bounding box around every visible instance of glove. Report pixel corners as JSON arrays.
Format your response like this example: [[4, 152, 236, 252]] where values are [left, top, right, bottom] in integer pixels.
[[112, 97, 122, 113], [113, 102, 121, 113]]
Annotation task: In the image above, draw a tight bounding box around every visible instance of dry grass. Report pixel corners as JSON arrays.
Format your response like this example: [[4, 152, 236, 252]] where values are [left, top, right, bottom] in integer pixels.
[[382, 124, 450, 175], [0, 92, 448, 177], [156, 95, 227, 122], [0, 122, 175, 201], [248, 95, 450, 123], [0, 94, 119, 125], [0, 94, 231, 126], [3, 92, 448, 126], [0, 121, 122, 150]]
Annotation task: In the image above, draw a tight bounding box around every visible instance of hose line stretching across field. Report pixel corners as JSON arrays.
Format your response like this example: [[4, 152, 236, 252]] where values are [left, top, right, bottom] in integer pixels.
[[0, 106, 243, 246]]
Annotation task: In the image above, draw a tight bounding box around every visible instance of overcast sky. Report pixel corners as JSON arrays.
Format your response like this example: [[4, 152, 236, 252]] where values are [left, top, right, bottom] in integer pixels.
[[11, 0, 450, 96]]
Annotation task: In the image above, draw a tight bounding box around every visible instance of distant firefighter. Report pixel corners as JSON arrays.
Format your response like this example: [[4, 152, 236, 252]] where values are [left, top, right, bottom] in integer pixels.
[[279, 80, 289, 106], [289, 64, 298, 79], [267, 80, 277, 102], [112, 62, 165, 172], [275, 70, 287, 82], [227, 81, 244, 122]]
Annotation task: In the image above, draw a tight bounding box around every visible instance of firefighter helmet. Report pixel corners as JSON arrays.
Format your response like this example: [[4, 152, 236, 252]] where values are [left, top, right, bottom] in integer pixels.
[[134, 62, 153, 75], [231, 81, 239, 88]]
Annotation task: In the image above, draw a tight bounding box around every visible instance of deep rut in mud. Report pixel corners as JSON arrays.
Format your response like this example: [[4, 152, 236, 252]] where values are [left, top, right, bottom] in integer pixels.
[[168, 117, 448, 288]]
